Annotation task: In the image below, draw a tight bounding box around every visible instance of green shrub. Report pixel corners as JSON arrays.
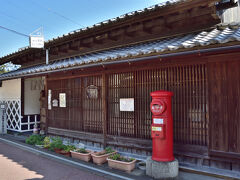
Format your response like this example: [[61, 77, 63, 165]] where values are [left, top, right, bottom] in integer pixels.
[[63, 145, 76, 152], [43, 136, 51, 148], [49, 137, 64, 151], [35, 140, 44, 145], [25, 135, 45, 145], [105, 147, 114, 154], [109, 153, 135, 162]]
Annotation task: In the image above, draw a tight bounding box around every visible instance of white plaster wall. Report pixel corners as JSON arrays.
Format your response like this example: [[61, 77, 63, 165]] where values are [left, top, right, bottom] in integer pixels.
[[24, 77, 43, 115], [222, 6, 240, 23], [0, 79, 21, 100]]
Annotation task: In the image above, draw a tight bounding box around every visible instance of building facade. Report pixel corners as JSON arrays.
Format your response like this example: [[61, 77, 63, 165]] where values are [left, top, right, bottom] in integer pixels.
[[0, 0, 239, 177]]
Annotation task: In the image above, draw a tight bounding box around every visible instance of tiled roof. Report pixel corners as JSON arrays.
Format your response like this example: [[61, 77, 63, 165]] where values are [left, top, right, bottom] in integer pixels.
[[1, 23, 240, 80], [0, 0, 187, 59]]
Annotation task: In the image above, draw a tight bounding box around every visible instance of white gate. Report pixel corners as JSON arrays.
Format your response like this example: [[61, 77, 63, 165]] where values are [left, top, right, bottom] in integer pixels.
[[0, 99, 40, 132], [0, 99, 21, 131]]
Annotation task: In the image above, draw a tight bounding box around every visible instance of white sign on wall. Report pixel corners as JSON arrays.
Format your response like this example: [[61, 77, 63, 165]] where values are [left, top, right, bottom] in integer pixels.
[[48, 90, 52, 110], [29, 36, 44, 48], [59, 93, 66, 107], [120, 98, 134, 111]]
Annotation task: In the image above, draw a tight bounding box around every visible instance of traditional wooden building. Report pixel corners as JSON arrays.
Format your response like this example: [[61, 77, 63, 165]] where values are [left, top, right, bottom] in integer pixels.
[[0, 0, 239, 177]]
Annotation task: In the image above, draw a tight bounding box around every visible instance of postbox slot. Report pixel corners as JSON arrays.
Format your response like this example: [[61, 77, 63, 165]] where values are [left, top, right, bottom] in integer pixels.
[[151, 125, 165, 139]]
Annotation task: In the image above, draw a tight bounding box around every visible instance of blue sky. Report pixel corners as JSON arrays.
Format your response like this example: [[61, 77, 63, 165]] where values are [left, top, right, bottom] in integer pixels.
[[0, 0, 165, 57]]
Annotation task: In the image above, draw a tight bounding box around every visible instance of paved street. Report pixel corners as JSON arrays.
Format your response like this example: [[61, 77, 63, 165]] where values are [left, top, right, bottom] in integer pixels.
[[0, 141, 108, 180]]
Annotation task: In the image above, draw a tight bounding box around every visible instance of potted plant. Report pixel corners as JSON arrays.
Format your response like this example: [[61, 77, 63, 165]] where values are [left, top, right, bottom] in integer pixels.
[[49, 137, 65, 153], [25, 135, 45, 146], [107, 153, 136, 172], [91, 147, 116, 165], [71, 148, 93, 162], [59, 145, 76, 157]]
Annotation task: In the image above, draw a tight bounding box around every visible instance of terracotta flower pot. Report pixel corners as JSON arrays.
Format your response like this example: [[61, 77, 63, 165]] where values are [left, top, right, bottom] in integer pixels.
[[91, 151, 116, 165], [70, 150, 92, 162], [54, 148, 62, 154], [59, 150, 71, 157], [107, 158, 136, 172]]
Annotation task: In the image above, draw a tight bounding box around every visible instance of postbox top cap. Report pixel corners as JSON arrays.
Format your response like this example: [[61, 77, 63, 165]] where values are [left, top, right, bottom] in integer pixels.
[[150, 90, 173, 97]]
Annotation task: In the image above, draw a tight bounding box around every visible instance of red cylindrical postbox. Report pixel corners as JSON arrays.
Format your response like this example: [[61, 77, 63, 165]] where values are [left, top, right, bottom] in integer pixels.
[[150, 90, 174, 162]]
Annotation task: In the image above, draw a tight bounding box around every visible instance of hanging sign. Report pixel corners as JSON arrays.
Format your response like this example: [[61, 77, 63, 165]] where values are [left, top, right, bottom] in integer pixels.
[[52, 99, 58, 107], [29, 36, 44, 48], [86, 85, 98, 99], [120, 98, 134, 111], [29, 27, 44, 48], [59, 93, 66, 107]]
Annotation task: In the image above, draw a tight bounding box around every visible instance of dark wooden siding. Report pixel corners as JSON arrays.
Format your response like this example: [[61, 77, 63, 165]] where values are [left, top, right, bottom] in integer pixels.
[[107, 64, 208, 146], [209, 60, 240, 154], [48, 76, 103, 134], [47, 63, 208, 147]]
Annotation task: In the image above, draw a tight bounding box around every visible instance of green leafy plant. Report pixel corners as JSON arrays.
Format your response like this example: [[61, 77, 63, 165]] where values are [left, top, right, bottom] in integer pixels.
[[25, 135, 45, 145], [105, 147, 114, 154], [96, 147, 115, 156], [63, 145, 76, 152], [43, 136, 51, 148], [35, 140, 44, 145], [49, 137, 64, 151], [75, 148, 88, 154], [109, 153, 121, 160], [109, 153, 135, 162]]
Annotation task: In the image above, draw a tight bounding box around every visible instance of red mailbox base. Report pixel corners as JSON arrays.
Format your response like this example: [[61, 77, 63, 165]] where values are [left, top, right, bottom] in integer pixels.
[[152, 156, 174, 162]]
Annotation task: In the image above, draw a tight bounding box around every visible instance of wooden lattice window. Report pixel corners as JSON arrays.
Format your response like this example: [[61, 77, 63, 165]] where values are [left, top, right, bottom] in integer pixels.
[[107, 64, 208, 146]]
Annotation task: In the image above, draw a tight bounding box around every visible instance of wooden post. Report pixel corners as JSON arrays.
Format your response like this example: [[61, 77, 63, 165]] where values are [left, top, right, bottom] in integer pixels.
[[102, 73, 108, 148], [21, 78, 24, 116], [45, 76, 49, 133]]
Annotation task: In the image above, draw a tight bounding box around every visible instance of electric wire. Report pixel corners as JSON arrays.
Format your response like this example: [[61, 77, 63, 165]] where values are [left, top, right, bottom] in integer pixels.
[[0, 25, 29, 38], [0, 11, 33, 33], [3, 0, 43, 28], [30, 0, 85, 28]]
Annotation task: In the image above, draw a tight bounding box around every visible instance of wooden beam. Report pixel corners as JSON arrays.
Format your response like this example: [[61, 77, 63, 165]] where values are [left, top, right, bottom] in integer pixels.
[[59, 44, 69, 53], [109, 29, 124, 41], [21, 56, 29, 64], [21, 78, 24, 115], [125, 23, 143, 37], [48, 127, 104, 143], [126, 23, 143, 34], [50, 47, 59, 55], [69, 40, 80, 51], [94, 33, 108, 44], [81, 37, 93, 47], [102, 73, 108, 147], [45, 76, 49, 132], [106, 135, 152, 150], [47, 127, 152, 150], [143, 20, 154, 33]]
